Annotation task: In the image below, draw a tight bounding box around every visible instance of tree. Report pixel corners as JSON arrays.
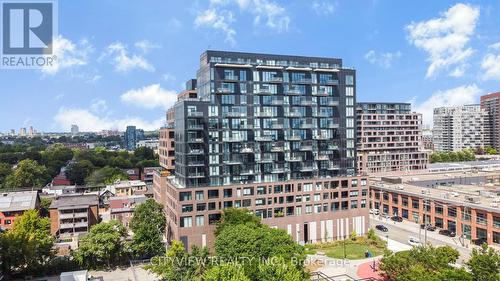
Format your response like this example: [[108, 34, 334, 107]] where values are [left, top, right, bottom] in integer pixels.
[[39, 197, 53, 217], [0, 210, 55, 276], [72, 220, 128, 269], [256, 257, 307, 281], [204, 263, 251, 281], [0, 162, 12, 188], [134, 146, 156, 161], [130, 199, 166, 258], [466, 244, 500, 281], [65, 160, 95, 185], [215, 208, 261, 236], [147, 240, 204, 281], [85, 166, 128, 186], [41, 144, 74, 177], [4, 159, 49, 188], [380, 245, 468, 281]]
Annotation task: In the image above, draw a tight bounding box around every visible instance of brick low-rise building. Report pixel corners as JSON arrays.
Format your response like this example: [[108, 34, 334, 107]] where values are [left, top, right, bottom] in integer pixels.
[[155, 173, 369, 249], [49, 194, 99, 237], [0, 191, 39, 230], [370, 170, 500, 245], [109, 195, 148, 228]]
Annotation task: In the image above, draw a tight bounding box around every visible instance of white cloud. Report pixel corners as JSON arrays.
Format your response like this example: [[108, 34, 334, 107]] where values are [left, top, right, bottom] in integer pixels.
[[102, 42, 155, 73], [195, 8, 236, 45], [54, 107, 164, 132], [481, 53, 500, 80], [195, 0, 290, 44], [89, 99, 108, 114], [162, 73, 176, 82], [364, 50, 402, 68], [134, 40, 160, 54], [42, 35, 93, 75], [488, 42, 500, 50], [311, 1, 337, 15], [412, 84, 481, 126], [406, 3, 479, 78], [120, 84, 178, 110]]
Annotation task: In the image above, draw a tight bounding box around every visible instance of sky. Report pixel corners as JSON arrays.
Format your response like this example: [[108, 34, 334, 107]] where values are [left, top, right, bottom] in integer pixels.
[[1, 0, 499, 132]]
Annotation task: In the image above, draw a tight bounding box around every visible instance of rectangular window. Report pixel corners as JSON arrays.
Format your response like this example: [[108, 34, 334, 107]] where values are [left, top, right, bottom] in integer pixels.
[[196, 215, 205, 226], [180, 216, 192, 228], [345, 75, 354, 85], [195, 191, 204, 201], [179, 192, 192, 201]]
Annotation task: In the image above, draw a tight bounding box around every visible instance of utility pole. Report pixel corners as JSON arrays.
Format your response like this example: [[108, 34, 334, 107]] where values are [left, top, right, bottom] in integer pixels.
[[424, 198, 428, 245]]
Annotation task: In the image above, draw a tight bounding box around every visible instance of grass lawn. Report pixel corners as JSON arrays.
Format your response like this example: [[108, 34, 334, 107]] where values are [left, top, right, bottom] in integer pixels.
[[305, 234, 387, 260]]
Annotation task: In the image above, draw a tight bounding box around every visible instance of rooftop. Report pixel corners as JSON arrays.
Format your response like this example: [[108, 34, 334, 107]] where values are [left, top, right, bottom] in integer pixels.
[[50, 194, 99, 209], [0, 191, 38, 212], [371, 170, 500, 213]]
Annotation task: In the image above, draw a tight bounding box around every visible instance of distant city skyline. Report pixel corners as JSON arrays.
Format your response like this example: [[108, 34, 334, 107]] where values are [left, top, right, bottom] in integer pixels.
[[1, 1, 499, 132]]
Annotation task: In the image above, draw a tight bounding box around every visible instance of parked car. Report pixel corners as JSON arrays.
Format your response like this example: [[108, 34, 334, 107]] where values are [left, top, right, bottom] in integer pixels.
[[420, 224, 436, 231], [408, 236, 422, 247], [438, 229, 456, 237], [472, 238, 488, 246], [375, 225, 388, 232], [369, 209, 380, 215], [390, 216, 403, 222]]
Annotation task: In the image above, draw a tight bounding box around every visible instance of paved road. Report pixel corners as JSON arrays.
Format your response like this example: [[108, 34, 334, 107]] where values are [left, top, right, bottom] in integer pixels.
[[370, 217, 473, 263]]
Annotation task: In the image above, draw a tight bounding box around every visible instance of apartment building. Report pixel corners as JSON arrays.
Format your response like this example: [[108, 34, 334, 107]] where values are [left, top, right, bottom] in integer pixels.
[[433, 105, 487, 152], [370, 170, 500, 245], [154, 50, 368, 249], [0, 191, 40, 230], [481, 92, 500, 151], [49, 194, 99, 237], [356, 102, 428, 175], [109, 195, 148, 228]]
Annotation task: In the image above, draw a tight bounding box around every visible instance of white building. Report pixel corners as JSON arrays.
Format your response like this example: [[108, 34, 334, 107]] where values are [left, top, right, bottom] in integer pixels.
[[136, 139, 159, 150], [433, 105, 487, 152]]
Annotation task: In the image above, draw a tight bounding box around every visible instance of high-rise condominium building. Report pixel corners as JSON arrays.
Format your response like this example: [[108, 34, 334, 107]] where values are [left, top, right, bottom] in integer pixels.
[[481, 92, 500, 151], [154, 50, 368, 249], [71, 124, 79, 135], [356, 102, 428, 175], [433, 105, 486, 152], [124, 126, 137, 151]]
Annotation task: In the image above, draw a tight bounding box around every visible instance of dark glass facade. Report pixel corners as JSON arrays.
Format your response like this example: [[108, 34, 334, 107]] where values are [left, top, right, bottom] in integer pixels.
[[174, 51, 357, 187]]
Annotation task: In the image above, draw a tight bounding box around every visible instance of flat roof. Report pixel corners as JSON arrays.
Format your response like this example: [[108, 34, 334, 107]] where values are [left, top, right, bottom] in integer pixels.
[[0, 191, 38, 212], [371, 170, 500, 213], [50, 194, 98, 209]]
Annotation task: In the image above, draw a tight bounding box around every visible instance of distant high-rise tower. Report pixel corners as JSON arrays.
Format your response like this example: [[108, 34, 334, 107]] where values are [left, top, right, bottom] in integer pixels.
[[481, 92, 500, 152], [71, 124, 79, 135], [28, 126, 34, 137], [19, 127, 27, 136]]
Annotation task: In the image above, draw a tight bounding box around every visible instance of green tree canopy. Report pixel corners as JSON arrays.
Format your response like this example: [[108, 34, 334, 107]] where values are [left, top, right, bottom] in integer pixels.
[[0, 210, 55, 276], [466, 244, 500, 281], [41, 144, 74, 177], [215, 208, 262, 236], [4, 159, 49, 188], [204, 263, 251, 281], [72, 220, 128, 269], [85, 166, 128, 186], [65, 160, 94, 185], [130, 199, 166, 258]]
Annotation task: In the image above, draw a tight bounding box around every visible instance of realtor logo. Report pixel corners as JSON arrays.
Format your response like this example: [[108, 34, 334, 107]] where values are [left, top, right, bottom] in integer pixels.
[[1, 0, 57, 69]]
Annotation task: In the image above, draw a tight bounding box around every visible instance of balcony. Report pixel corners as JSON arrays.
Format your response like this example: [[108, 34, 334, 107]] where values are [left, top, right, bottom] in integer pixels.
[[284, 111, 302, 117], [240, 147, 254, 153], [188, 173, 205, 178], [187, 124, 204, 130], [271, 99, 284, 105], [315, 155, 329, 161], [268, 77, 283, 83], [223, 75, 239, 81], [326, 123, 339, 129], [285, 156, 302, 162], [256, 88, 273, 95], [225, 137, 245, 142], [300, 123, 314, 129], [300, 100, 314, 106], [284, 89, 302, 95], [188, 161, 204, 166], [313, 112, 330, 118], [224, 112, 246, 118], [271, 168, 287, 173], [323, 79, 339, 85], [300, 145, 313, 151], [327, 145, 339, 150], [59, 212, 87, 219], [256, 157, 274, 163], [300, 166, 316, 172], [293, 78, 312, 84], [313, 135, 329, 140], [255, 136, 274, 142], [188, 137, 204, 143], [271, 146, 284, 152], [223, 160, 242, 165], [240, 170, 255, 175], [285, 135, 301, 141], [270, 123, 284, 129], [187, 111, 204, 118], [312, 90, 329, 96], [327, 101, 339, 106], [189, 149, 204, 155], [254, 111, 274, 117], [327, 164, 340, 170], [217, 88, 233, 94]]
